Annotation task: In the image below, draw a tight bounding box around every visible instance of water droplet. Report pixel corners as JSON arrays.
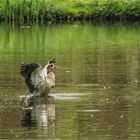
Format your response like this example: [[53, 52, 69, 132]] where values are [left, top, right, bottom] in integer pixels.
[[106, 98, 109, 101], [15, 135, 19, 138], [65, 70, 70, 73]]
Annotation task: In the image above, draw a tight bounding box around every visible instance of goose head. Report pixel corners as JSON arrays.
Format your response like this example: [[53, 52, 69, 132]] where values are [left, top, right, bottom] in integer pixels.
[[46, 59, 56, 74]]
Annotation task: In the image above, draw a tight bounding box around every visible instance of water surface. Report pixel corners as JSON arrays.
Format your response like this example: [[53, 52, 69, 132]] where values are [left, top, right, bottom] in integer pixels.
[[0, 23, 140, 140]]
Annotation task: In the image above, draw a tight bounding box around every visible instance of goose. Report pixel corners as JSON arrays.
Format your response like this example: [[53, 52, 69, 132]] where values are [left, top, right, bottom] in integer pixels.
[[20, 59, 56, 106]]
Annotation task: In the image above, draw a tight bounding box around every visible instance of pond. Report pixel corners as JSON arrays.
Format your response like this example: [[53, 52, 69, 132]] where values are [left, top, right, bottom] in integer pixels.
[[0, 23, 140, 140]]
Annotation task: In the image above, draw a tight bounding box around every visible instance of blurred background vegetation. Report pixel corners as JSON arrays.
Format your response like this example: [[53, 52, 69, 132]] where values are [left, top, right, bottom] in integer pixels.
[[0, 0, 140, 24]]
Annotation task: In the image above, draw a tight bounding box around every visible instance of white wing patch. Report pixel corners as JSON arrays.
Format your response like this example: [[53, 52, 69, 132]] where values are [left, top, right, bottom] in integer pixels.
[[29, 64, 55, 95], [30, 67, 46, 90]]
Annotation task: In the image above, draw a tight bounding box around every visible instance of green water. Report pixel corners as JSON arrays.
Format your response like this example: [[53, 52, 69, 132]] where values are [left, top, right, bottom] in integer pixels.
[[0, 23, 140, 140]]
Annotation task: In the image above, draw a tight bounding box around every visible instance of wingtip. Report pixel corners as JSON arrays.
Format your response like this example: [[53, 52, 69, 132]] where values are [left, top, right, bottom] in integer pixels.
[[20, 61, 24, 65], [48, 58, 56, 64]]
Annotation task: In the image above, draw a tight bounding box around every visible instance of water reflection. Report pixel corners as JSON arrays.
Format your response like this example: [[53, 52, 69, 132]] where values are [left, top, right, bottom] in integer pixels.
[[0, 23, 140, 139], [0, 23, 140, 88], [21, 96, 55, 133]]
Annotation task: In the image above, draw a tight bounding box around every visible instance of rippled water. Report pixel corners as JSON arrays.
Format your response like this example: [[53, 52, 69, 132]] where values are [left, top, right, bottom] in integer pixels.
[[0, 23, 140, 140]]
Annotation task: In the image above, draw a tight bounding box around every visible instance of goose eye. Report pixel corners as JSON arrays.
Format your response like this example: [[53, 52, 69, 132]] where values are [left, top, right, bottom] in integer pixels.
[[50, 64, 54, 67]]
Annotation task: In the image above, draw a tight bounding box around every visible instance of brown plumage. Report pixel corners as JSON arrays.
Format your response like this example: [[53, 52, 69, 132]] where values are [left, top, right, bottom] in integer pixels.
[[20, 59, 56, 106], [34, 71, 55, 97]]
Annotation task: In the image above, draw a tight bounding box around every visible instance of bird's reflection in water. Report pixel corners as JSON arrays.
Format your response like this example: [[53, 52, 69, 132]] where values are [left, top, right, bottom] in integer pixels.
[[21, 95, 55, 129]]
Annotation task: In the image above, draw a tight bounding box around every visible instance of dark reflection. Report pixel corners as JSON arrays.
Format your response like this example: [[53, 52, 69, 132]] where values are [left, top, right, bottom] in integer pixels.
[[21, 96, 55, 129], [21, 109, 36, 127]]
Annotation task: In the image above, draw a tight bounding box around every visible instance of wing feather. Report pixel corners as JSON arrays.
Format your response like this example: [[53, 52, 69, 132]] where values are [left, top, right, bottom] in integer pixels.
[[20, 63, 41, 93], [20, 60, 56, 94], [30, 68, 45, 90]]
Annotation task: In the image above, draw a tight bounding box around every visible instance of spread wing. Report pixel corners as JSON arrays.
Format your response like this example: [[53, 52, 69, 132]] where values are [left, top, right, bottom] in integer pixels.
[[20, 62, 44, 93], [30, 68, 46, 91], [20, 59, 56, 94]]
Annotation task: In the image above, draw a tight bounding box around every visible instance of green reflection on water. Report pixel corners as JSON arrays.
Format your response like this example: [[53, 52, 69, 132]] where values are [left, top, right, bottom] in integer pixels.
[[0, 23, 140, 140]]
